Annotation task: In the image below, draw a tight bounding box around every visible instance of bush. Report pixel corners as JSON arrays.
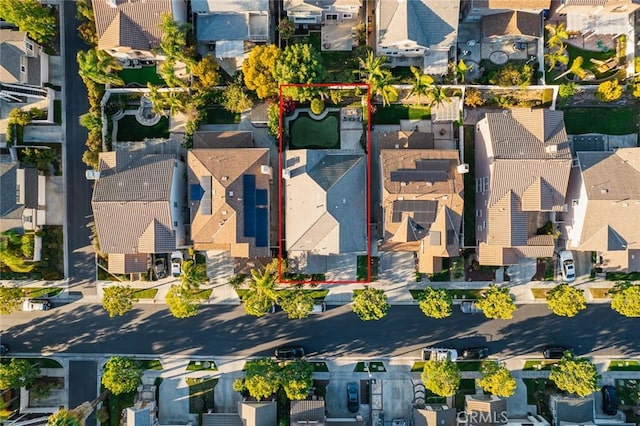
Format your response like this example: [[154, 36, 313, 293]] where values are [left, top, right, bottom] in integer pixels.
[[21, 233, 35, 258], [596, 80, 623, 102], [310, 98, 325, 115]]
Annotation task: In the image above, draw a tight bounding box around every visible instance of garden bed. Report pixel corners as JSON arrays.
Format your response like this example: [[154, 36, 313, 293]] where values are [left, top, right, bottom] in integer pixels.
[[523, 360, 557, 371], [609, 360, 640, 371], [187, 360, 217, 371], [130, 288, 158, 299], [187, 377, 216, 413], [205, 107, 241, 124], [357, 255, 379, 281], [140, 359, 163, 370], [354, 361, 386, 373], [589, 288, 610, 299]]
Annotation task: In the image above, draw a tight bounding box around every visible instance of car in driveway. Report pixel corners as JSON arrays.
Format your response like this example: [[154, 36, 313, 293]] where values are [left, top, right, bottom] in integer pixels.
[[460, 300, 482, 314], [274, 346, 305, 360], [347, 382, 359, 413], [170, 251, 183, 277], [154, 257, 167, 279], [559, 251, 576, 282], [459, 347, 489, 360], [22, 299, 52, 311], [601, 385, 618, 415], [543, 345, 572, 359], [423, 347, 458, 362]]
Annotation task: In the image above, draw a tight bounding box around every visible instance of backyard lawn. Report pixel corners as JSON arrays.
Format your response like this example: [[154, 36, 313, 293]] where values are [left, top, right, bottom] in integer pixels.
[[562, 107, 639, 135], [116, 115, 169, 141], [289, 113, 340, 149], [205, 107, 241, 124], [118, 66, 165, 86], [372, 104, 431, 124]]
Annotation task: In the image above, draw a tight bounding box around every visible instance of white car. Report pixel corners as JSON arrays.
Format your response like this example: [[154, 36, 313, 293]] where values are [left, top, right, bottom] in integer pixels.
[[559, 251, 576, 282], [170, 251, 184, 277], [422, 347, 458, 362]]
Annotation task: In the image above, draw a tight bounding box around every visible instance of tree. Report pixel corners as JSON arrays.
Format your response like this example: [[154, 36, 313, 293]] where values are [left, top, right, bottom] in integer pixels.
[[549, 353, 599, 397], [370, 70, 398, 107], [273, 43, 326, 101], [610, 282, 640, 317], [48, 409, 82, 426], [77, 49, 124, 87], [191, 55, 221, 93], [478, 362, 516, 397], [158, 13, 191, 62], [280, 359, 314, 400], [310, 98, 325, 115], [546, 284, 586, 317], [352, 287, 389, 321], [546, 23, 569, 48], [408, 66, 434, 104], [242, 261, 279, 317], [0, 359, 40, 390], [421, 360, 460, 397], [166, 285, 199, 319], [464, 87, 484, 107], [267, 103, 280, 137], [221, 83, 254, 113], [633, 83, 640, 99], [181, 260, 208, 291], [558, 82, 578, 98], [418, 287, 452, 319], [455, 59, 471, 83], [476, 285, 516, 320], [595, 79, 623, 102], [102, 286, 136, 318], [555, 56, 587, 81], [244, 358, 281, 400], [0, 0, 55, 45], [489, 63, 533, 87], [101, 357, 143, 395], [243, 44, 282, 99], [277, 18, 295, 42], [0, 287, 24, 315], [545, 43, 569, 71], [279, 288, 314, 319], [354, 51, 388, 86], [427, 86, 451, 108]]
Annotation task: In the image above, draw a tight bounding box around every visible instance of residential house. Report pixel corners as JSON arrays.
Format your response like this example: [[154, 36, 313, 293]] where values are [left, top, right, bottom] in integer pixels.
[[413, 405, 457, 426], [566, 148, 640, 273], [0, 28, 50, 103], [550, 395, 595, 426], [475, 109, 572, 266], [0, 157, 23, 232], [91, 0, 187, 60], [379, 147, 464, 274], [465, 395, 508, 425], [194, 0, 269, 66], [557, 0, 639, 37], [290, 399, 326, 426], [125, 384, 157, 426], [461, 0, 550, 22], [202, 400, 277, 426], [188, 131, 271, 258], [0, 160, 46, 233], [376, 0, 460, 75], [91, 152, 186, 274], [284, 150, 366, 275]]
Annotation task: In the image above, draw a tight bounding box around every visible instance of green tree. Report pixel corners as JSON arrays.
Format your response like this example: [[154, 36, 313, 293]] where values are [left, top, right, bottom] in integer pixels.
[[244, 358, 281, 400], [595, 79, 623, 102], [101, 285, 136, 318], [277, 18, 295, 42], [166, 285, 199, 319], [77, 49, 124, 87], [157, 13, 191, 62], [545, 43, 569, 71], [546, 23, 569, 48], [455, 59, 471, 83], [408, 66, 435, 104], [464, 87, 484, 107], [476, 285, 516, 320], [0, 0, 55, 45], [558, 82, 578, 98], [610, 282, 640, 317], [222, 83, 254, 113], [242, 261, 279, 317], [0, 358, 40, 390], [280, 359, 314, 400], [354, 51, 388, 86], [418, 287, 452, 319], [546, 283, 586, 317], [370, 70, 398, 107], [101, 357, 143, 395], [549, 353, 599, 397], [273, 43, 326, 101], [47, 409, 82, 426], [267, 103, 280, 137], [191, 55, 221, 93], [632, 83, 640, 99], [243, 44, 282, 99], [310, 98, 325, 115], [352, 287, 389, 321], [76, 0, 97, 46], [181, 260, 208, 291], [279, 288, 314, 319], [478, 362, 516, 397], [489, 63, 533, 87], [555, 56, 587, 81], [0, 287, 25, 315], [427, 85, 451, 107], [421, 360, 460, 397]]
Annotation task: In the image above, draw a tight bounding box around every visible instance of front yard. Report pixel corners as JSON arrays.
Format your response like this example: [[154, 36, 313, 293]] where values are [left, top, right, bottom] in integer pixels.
[[562, 107, 639, 135]]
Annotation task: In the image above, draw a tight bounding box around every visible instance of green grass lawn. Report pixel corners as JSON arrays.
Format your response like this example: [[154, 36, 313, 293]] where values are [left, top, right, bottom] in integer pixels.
[[457, 361, 485, 372], [2, 358, 62, 368], [372, 104, 431, 124], [118, 66, 165, 86], [311, 361, 329, 372], [354, 361, 386, 372], [357, 255, 379, 281], [409, 288, 486, 300], [205, 107, 241, 124], [186, 377, 217, 414], [609, 360, 640, 371], [116, 115, 169, 141], [606, 271, 640, 281], [187, 360, 217, 371], [289, 113, 340, 149], [562, 107, 639, 135], [22, 287, 63, 298], [523, 360, 557, 370], [130, 288, 158, 299], [140, 359, 163, 370], [565, 44, 617, 75], [194, 289, 212, 300]]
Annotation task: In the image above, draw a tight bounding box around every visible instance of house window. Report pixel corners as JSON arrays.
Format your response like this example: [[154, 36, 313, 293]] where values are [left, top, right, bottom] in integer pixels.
[[342, 13, 352, 19], [20, 65, 26, 73], [174, 202, 177, 207], [477, 225, 483, 231], [483, 177, 489, 192], [572, 199, 578, 207], [26, 42, 34, 51], [476, 210, 482, 217], [174, 221, 178, 227], [325, 13, 338, 20]]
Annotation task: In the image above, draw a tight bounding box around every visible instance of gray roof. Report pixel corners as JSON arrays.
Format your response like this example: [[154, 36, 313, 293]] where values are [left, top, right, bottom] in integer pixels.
[[0, 160, 19, 217], [0, 29, 41, 86], [202, 413, 243, 426], [126, 407, 152, 426], [192, 0, 268, 14], [290, 400, 325, 423], [197, 13, 249, 42], [379, 0, 459, 49], [22, 167, 39, 209], [553, 397, 594, 425]]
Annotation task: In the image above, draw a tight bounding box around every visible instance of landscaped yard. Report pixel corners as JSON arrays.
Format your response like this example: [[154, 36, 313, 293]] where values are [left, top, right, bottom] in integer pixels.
[[455, 379, 477, 411], [354, 361, 386, 373], [22, 287, 63, 298], [187, 360, 217, 371], [562, 107, 639, 135], [289, 112, 340, 149], [523, 378, 555, 420], [1, 358, 62, 368], [523, 360, 557, 371], [615, 379, 640, 424], [140, 359, 163, 370], [609, 360, 640, 371], [311, 362, 329, 372], [606, 271, 640, 281], [357, 255, 379, 281], [372, 104, 430, 124], [117, 66, 165, 86], [187, 377, 217, 413], [205, 107, 241, 124], [116, 115, 169, 141], [531, 288, 551, 299], [104, 388, 136, 426], [409, 288, 486, 300], [130, 288, 158, 299], [589, 288, 610, 299], [457, 361, 486, 372]]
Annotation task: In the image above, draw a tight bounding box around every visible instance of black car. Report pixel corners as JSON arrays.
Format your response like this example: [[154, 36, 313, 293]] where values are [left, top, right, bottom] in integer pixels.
[[601, 385, 618, 415], [459, 347, 489, 360], [543, 345, 572, 359], [0, 344, 8, 355], [274, 346, 305, 360], [347, 382, 359, 413]]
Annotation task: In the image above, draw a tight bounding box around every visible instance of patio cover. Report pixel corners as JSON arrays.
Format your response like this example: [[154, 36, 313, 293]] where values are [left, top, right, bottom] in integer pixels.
[[215, 40, 244, 59], [567, 13, 632, 35]]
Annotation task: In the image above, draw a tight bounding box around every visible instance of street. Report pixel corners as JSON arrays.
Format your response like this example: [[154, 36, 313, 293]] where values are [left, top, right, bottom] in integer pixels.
[[3, 303, 639, 358]]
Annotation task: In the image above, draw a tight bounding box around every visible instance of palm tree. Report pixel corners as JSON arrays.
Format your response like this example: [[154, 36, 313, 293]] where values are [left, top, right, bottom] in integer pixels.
[[158, 13, 190, 60], [409, 66, 435, 104], [555, 56, 587, 80], [546, 23, 569, 48], [455, 59, 471, 83], [427, 85, 451, 108], [545, 43, 569, 71], [354, 51, 388, 85], [181, 260, 208, 291], [77, 49, 124, 86], [371, 70, 399, 107], [242, 263, 279, 317]]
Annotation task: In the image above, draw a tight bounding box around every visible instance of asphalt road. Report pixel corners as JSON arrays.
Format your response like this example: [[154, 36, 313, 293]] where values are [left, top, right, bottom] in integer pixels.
[[3, 304, 639, 358], [69, 360, 97, 424], [61, 1, 96, 285]]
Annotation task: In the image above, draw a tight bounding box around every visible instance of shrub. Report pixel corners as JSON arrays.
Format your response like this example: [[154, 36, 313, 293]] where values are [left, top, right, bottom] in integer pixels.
[[21, 233, 35, 258], [595, 79, 623, 102], [310, 98, 325, 115]]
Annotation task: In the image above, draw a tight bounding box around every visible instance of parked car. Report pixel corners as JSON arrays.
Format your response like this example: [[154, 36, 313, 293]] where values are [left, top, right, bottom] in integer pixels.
[[274, 346, 305, 360], [459, 347, 489, 360], [543, 345, 572, 359], [0, 344, 8, 355], [559, 251, 576, 282], [311, 301, 327, 314], [170, 251, 184, 277], [347, 382, 359, 413], [460, 300, 482, 314], [601, 385, 618, 415], [22, 299, 52, 311], [422, 347, 458, 362], [154, 257, 167, 279]]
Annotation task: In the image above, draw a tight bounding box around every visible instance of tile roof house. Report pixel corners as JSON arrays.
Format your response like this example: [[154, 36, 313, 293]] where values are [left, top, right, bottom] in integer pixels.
[[380, 148, 464, 274], [557, 0, 640, 36], [376, 0, 460, 75], [475, 109, 572, 266], [284, 150, 366, 274], [413, 405, 457, 426], [91, 0, 187, 60], [91, 152, 186, 274], [0, 158, 23, 232], [462, 0, 550, 22], [481, 11, 542, 39], [188, 136, 271, 258], [0, 159, 46, 233], [0, 29, 41, 87], [567, 148, 640, 273], [464, 395, 508, 426], [203, 400, 277, 426], [550, 395, 595, 426]]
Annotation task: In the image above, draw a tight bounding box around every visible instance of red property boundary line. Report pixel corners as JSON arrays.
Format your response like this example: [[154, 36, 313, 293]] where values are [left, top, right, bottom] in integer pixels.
[[277, 83, 371, 285]]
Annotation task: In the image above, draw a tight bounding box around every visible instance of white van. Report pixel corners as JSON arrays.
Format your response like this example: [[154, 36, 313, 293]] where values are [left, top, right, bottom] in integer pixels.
[[311, 301, 326, 314], [22, 299, 52, 311]]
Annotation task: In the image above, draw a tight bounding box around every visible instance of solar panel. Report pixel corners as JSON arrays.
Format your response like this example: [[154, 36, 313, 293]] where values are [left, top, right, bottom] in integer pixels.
[[415, 159, 451, 171], [256, 207, 269, 247], [256, 189, 268, 206], [243, 175, 256, 237], [393, 200, 437, 226], [200, 176, 212, 215]]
